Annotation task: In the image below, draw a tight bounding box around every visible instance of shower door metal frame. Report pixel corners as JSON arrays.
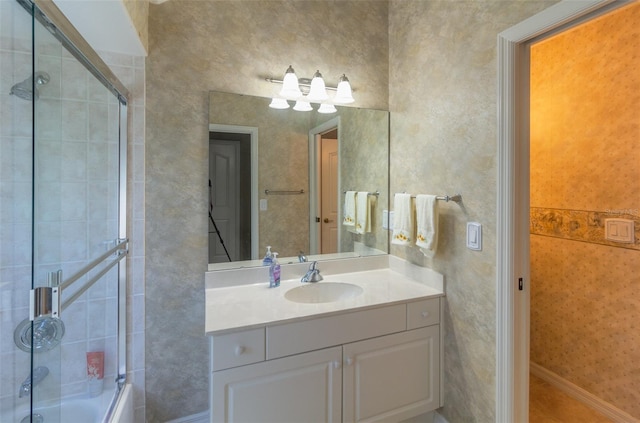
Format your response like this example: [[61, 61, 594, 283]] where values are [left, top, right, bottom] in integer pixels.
[[18, 0, 130, 419]]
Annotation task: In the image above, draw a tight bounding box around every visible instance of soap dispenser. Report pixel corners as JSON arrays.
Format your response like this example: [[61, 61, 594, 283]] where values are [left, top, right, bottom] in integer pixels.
[[269, 253, 281, 288], [262, 245, 273, 266]]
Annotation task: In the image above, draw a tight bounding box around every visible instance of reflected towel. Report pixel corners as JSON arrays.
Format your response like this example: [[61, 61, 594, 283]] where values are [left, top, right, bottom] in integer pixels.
[[343, 191, 356, 231], [391, 193, 413, 245], [416, 194, 439, 257], [355, 191, 373, 234]]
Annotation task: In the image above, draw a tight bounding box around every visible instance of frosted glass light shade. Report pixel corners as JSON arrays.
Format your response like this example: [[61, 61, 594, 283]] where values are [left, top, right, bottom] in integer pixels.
[[333, 74, 355, 104], [293, 100, 313, 112], [318, 103, 337, 114], [279, 65, 302, 98], [269, 97, 290, 109], [306, 70, 328, 102]]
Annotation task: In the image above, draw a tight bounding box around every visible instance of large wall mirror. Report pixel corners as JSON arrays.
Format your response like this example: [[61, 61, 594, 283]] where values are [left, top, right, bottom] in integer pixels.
[[208, 91, 389, 270]]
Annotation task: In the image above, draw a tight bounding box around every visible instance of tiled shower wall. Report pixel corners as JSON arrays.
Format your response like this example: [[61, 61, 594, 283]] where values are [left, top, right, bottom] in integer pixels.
[[530, 2, 640, 418], [0, 1, 145, 420]]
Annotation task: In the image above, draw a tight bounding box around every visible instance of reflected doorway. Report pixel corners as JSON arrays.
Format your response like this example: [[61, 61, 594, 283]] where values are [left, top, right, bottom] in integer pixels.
[[209, 127, 258, 262], [309, 117, 341, 255], [320, 130, 338, 253]]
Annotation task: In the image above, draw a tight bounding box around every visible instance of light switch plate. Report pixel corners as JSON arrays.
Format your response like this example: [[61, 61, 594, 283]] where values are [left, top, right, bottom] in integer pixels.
[[389, 211, 395, 230], [467, 222, 482, 251], [605, 218, 634, 243], [382, 210, 389, 230], [259, 199, 267, 211]]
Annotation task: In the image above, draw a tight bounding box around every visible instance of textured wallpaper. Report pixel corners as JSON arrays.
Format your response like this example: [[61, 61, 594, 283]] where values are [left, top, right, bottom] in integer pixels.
[[146, 1, 388, 420], [530, 2, 640, 418], [388, 1, 555, 421]]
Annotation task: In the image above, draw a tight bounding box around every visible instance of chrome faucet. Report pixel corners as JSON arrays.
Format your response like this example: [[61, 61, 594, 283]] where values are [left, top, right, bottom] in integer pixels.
[[298, 251, 307, 263], [301, 261, 323, 283], [18, 366, 49, 398]]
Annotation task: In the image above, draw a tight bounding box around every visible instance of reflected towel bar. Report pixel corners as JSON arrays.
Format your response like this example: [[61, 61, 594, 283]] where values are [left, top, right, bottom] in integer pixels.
[[395, 193, 462, 203], [343, 190, 380, 196], [265, 189, 305, 195]]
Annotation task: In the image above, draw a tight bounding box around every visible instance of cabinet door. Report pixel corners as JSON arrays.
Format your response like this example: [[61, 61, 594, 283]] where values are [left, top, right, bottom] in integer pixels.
[[343, 326, 440, 423], [211, 346, 342, 423]]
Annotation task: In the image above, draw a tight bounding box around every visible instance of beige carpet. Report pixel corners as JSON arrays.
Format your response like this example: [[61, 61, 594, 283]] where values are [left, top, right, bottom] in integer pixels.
[[529, 374, 613, 423]]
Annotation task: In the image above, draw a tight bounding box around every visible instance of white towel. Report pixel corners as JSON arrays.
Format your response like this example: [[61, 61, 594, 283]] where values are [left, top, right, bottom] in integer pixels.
[[391, 193, 413, 245], [355, 191, 372, 234], [343, 191, 356, 230], [416, 194, 439, 257]]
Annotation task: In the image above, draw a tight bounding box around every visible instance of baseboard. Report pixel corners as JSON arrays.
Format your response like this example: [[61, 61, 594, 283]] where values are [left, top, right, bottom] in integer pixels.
[[434, 411, 449, 423], [165, 410, 209, 423], [171, 409, 446, 423], [530, 362, 637, 422]]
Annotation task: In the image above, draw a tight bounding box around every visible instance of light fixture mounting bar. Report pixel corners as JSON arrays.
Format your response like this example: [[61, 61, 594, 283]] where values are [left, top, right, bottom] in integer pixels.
[[265, 77, 339, 92]]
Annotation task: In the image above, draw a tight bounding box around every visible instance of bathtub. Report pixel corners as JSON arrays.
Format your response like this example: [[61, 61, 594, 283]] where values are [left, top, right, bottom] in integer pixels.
[[1, 383, 132, 423]]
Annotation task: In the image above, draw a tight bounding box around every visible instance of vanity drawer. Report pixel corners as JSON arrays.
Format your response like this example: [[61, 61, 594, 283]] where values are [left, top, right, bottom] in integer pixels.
[[407, 298, 440, 330], [211, 328, 265, 371], [267, 304, 406, 360]]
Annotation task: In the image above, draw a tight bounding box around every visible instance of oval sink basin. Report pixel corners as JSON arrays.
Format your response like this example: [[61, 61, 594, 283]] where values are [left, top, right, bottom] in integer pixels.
[[285, 282, 364, 304]]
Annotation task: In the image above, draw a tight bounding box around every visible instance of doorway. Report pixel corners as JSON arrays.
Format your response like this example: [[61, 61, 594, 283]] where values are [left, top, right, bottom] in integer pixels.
[[528, 3, 639, 421], [496, 1, 632, 421], [208, 125, 259, 262]]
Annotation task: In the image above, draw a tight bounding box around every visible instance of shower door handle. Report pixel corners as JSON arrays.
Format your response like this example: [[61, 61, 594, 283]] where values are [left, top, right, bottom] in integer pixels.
[[30, 270, 62, 320]]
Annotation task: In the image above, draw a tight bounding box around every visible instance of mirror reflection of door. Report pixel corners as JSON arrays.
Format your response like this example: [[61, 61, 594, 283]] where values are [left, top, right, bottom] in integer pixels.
[[209, 132, 252, 262], [320, 131, 338, 254]]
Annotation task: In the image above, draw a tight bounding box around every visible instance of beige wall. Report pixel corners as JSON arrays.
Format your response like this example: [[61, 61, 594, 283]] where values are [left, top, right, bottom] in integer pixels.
[[388, 1, 554, 421], [146, 1, 388, 420], [530, 2, 640, 417], [123, 0, 149, 54]]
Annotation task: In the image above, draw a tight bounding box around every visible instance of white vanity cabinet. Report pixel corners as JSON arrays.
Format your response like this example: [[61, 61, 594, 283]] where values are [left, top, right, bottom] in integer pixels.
[[209, 297, 442, 423]]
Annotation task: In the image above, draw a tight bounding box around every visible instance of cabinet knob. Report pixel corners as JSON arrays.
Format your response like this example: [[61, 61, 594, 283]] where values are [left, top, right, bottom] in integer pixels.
[[333, 360, 341, 369], [421, 311, 429, 318], [345, 357, 353, 366], [234, 346, 245, 356]]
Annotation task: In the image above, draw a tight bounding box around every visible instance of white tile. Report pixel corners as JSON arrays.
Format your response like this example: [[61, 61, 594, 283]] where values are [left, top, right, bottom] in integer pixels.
[[61, 100, 88, 141]]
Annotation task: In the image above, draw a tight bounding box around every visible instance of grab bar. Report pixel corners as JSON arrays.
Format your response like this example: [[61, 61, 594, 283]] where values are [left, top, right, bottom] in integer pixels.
[[61, 249, 126, 311], [59, 238, 129, 292]]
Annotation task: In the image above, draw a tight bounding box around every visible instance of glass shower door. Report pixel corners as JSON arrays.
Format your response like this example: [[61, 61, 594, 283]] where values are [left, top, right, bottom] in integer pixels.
[[27, 1, 127, 421]]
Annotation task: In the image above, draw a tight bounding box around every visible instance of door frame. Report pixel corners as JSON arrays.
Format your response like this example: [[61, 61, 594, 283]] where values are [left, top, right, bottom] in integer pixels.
[[496, 1, 623, 421], [308, 117, 341, 255], [209, 124, 259, 259]]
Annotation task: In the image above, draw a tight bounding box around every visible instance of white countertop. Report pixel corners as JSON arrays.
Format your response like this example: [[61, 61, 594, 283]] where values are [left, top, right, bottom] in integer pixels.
[[205, 267, 444, 335]]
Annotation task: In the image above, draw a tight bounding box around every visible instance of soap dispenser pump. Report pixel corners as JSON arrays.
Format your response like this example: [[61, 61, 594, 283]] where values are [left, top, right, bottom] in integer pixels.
[[262, 245, 273, 266]]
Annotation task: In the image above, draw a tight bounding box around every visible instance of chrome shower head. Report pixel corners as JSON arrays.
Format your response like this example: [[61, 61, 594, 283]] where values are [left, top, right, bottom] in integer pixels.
[[10, 71, 50, 101]]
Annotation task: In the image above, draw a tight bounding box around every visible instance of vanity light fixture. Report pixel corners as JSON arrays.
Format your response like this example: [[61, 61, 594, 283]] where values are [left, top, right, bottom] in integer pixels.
[[268, 97, 290, 109], [279, 65, 302, 98], [266, 66, 355, 114], [317, 103, 337, 114], [293, 100, 313, 112], [306, 70, 329, 102], [334, 74, 355, 104]]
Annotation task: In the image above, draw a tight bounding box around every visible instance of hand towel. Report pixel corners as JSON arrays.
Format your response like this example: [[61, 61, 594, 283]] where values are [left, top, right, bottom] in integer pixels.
[[355, 191, 372, 234], [391, 193, 413, 245], [343, 191, 356, 230], [416, 194, 439, 257]]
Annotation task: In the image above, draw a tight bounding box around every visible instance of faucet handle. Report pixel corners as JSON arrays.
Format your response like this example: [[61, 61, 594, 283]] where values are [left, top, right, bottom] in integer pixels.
[[309, 261, 318, 270]]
